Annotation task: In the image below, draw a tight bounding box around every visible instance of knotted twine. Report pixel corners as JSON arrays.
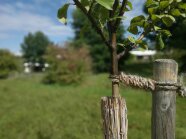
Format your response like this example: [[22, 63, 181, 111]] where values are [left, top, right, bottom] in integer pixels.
[[110, 72, 186, 97]]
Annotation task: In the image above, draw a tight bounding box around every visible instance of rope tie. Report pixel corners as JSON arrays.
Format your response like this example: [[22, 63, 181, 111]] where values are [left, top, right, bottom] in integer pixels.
[[109, 74, 120, 83], [155, 82, 178, 91], [110, 72, 186, 97]]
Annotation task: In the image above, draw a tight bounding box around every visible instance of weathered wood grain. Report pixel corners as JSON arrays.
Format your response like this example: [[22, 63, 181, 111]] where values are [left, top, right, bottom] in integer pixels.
[[101, 97, 128, 139], [152, 59, 178, 139]]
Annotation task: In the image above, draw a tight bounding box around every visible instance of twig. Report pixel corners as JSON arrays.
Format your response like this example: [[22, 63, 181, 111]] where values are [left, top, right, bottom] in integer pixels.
[[111, 0, 119, 17], [114, 0, 128, 31], [117, 32, 146, 59], [73, 0, 110, 48]]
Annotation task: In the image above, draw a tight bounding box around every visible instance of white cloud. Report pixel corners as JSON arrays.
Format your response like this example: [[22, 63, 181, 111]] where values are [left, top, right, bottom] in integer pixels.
[[0, 3, 74, 39]]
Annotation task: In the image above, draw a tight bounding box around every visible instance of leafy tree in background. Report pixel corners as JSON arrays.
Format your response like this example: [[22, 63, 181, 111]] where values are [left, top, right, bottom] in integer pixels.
[[0, 49, 19, 79], [168, 0, 186, 71], [21, 31, 52, 68], [43, 44, 91, 84], [72, 9, 127, 72], [58, 0, 186, 98], [143, 0, 186, 71]]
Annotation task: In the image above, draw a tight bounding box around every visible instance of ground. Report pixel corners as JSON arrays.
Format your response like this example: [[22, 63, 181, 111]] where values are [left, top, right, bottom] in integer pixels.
[[0, 73, 185, 139]]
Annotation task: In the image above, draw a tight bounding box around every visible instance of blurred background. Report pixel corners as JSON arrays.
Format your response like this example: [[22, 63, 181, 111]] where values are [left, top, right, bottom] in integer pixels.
[[0, 0, 185, 139]]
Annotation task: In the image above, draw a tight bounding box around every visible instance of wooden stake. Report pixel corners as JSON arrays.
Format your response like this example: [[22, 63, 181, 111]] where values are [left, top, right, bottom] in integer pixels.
[[101, 97, 128, 139], [152, 59, 178, 139]]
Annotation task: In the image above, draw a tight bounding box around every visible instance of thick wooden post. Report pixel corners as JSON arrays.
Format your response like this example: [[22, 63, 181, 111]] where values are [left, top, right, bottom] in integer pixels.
[[101, 97, 128, 139], [152, 59, 178, 139]]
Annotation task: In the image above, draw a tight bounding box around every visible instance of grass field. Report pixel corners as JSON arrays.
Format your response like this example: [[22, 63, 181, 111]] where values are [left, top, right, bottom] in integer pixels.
[[0, 73, 185, 139]]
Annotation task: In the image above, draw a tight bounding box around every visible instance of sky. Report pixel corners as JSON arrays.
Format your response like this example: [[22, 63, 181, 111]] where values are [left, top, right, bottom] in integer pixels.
[[0, 0, 145, 55]]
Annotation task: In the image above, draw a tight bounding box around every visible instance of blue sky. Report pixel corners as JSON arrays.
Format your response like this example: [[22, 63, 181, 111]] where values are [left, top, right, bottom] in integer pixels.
[[0, 0, 145, 55]]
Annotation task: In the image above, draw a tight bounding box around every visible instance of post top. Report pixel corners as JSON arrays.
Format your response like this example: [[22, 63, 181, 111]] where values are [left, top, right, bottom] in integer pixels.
[[155, 59, 177, 64], [154, 59, 178, 83]]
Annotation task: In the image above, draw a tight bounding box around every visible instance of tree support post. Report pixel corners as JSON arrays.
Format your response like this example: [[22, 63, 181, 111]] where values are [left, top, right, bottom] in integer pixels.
[[152, 59, 178, 139], [101, 97, 128, 139]]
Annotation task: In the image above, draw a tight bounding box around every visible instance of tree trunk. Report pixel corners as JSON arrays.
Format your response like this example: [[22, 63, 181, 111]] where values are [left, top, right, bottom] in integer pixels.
[[101, 31, 128, 139], [111, 32, 120, 97]]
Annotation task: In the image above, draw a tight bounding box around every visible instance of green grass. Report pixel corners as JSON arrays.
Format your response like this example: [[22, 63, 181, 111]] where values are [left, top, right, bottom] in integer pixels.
[[0, 73, 185, 139]]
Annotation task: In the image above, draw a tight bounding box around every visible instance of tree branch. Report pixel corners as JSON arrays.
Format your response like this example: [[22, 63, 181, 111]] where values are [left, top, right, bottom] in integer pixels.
[[117, 32, 146, 59], [107, 0, 119, 47], [88, 0, 95, 14], [111, 0, 119, 17], [73, 0, 110, 48], [114, 0, 128, 31]]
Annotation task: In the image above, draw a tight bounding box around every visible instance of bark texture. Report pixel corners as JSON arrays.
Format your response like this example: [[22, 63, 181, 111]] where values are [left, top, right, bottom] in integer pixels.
[[101, 97, 128, 139], [110, 33, 120, 97]]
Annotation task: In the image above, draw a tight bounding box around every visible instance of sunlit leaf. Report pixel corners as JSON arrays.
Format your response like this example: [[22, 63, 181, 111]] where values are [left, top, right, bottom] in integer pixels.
[[127, 1, 133, 10], [128, 36, 136, 43], [57, 4, 70, 24], [161, 30, 172, 37], [81, 0, 90, 10], [154, 26, 161, 31], [146, 0, 158, 8], [162, 15, 176, 27], [148, 7, 158, 14], [159, 1, 169, 10], [156, 33, 164, 50], [171, 9, 181, 16], [179, 3, 186, 10], [151, 14, 161, 22], [95, 0, 114, 10]]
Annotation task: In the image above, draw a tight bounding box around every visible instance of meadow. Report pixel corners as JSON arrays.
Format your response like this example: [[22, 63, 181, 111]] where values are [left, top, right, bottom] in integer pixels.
[[0, 71, 185, 139]]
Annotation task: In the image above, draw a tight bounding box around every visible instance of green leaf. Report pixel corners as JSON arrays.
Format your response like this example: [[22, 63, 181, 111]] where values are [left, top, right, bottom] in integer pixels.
[[81, 0, 90, 10], [181, 13, 186, 17], [146, 0, 158, 8], [98, 6, 109, 25], [130, 15, 145, 28], [148, 7, 158, 14], [81, 0, 89, 6], [154, 26, 161, 31], [159, 1, 169, 10], [171, 9, 181, 16], [179, 3, 186, 10], [95, 0, 114, 10], [125, 7, 130, 12], [156, 33, 165, 50], [151, 14, 161, 22], [117, 43, 125, 47], [57, 4, 70, 24], [144, 22, 151, 30], [131, 15, 146, 24], [169, 0, 174, 4], [135, 40, 143, 44], [161, 30, 172, 37], [127, 1, 133, 10], [128, 36, 136, 43], [162, 15, 175, 27], [128, 25, 138, 35]]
